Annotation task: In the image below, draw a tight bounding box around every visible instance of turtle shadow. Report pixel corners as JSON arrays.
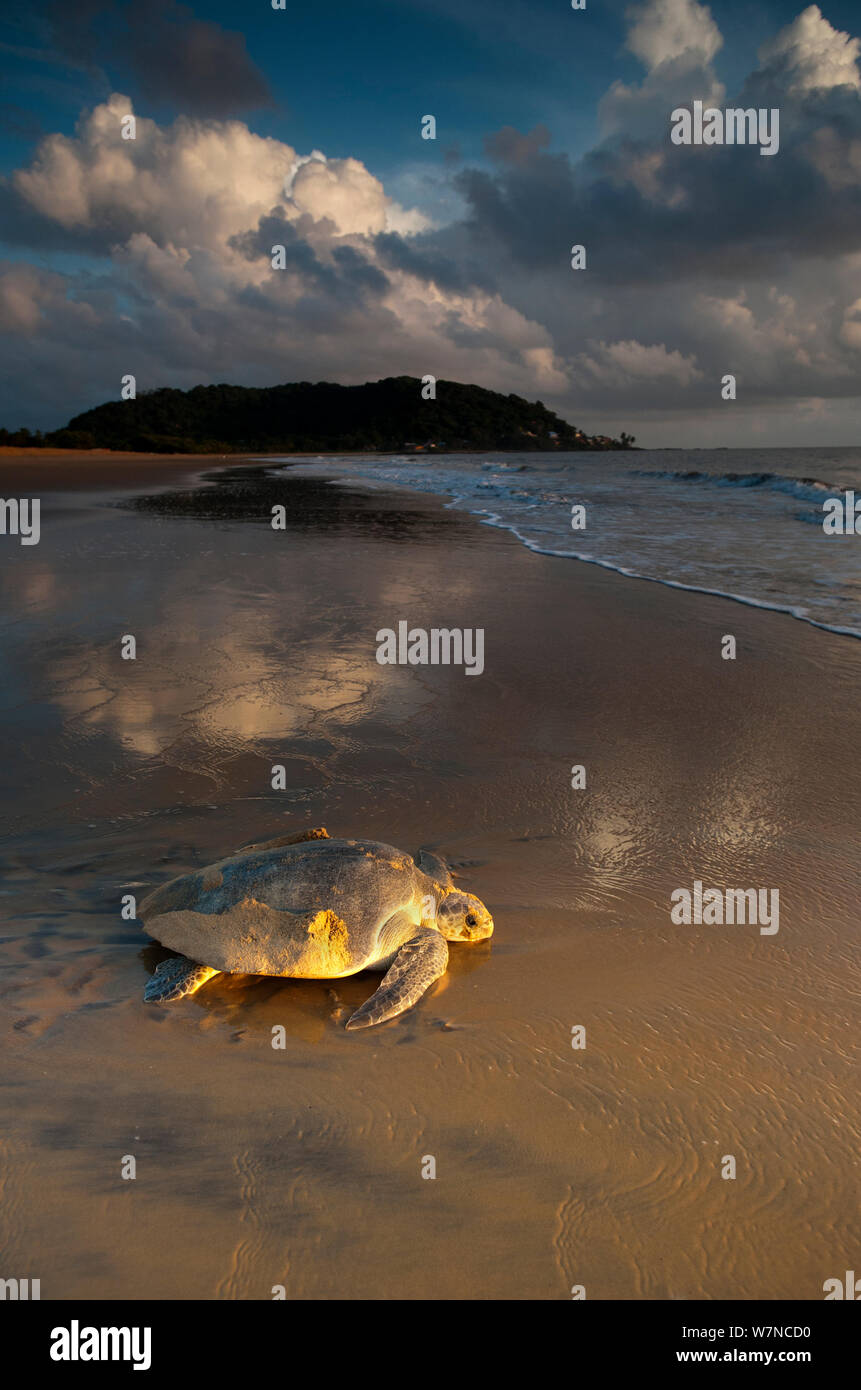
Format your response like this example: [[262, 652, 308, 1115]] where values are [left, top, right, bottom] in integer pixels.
[[138, 945, 338, 1041], [138, 938, 494, 1041]]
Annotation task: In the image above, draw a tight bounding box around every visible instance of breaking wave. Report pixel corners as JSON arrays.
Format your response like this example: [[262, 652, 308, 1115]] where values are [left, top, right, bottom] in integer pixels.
[[268, 448, 861, 641], [633, 469, 841, 504]]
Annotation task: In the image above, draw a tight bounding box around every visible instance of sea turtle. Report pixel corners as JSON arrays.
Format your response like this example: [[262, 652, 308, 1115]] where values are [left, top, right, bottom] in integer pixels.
[[138, 828, 493, 1029]]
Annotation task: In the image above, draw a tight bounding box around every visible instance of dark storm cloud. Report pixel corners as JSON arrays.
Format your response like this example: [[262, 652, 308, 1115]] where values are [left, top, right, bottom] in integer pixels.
[[44, 0, 273, 116], [454, 84, 861, 286], [330, 243, 391, 297], [483, 124, 551, 166], [230, 213, 391, 306], [372, 230, 494, 294], [0, 181, 133, 255]]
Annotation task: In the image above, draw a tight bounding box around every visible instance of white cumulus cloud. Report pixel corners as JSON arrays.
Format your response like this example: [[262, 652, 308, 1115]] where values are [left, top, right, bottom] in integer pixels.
[[575, 339, 702, 388], [601, 0, 725, 138], [625, 0, 722, 72], [3, 96, 571, 422], [758, 4, 861, 93]]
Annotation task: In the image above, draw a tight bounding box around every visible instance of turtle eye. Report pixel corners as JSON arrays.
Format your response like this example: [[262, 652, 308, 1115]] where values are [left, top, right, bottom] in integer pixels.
[[465, 914, 477, 927]]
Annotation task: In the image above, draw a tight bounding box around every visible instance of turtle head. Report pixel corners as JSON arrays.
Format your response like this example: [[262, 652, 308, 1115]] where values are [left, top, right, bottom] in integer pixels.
[[436, 891, 494, 943]]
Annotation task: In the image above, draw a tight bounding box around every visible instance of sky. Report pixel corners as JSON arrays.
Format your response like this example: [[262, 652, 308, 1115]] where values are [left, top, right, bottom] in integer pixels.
[[3, 0, 861, 446]]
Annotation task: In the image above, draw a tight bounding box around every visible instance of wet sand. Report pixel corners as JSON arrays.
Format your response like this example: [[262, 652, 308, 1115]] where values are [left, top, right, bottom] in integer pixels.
[[0, 454, 858, 1299]]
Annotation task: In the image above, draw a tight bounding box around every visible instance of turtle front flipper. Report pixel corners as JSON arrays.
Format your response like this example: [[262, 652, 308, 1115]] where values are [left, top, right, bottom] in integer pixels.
[[346, 929, 449, 1030], [144, 956, 221, 1003]]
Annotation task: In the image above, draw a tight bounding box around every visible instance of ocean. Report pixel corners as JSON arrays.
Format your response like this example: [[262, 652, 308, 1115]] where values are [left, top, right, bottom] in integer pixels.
[[275, 448, 861, 638]]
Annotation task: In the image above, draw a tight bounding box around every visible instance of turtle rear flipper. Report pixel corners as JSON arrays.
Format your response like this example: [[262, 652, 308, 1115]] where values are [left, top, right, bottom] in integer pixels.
[[144, 956, 220, 1003], [415, 849, 454, 889], [236, 826, 330, 854], [346, 929, 448, 1030]]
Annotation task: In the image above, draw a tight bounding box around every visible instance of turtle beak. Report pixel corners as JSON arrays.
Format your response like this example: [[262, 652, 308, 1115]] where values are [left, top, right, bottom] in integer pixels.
[[467, 913, 494, 942]]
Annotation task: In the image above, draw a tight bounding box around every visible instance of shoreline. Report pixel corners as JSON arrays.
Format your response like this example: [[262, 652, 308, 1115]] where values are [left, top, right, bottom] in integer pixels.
[[262, 455, 861, 646], [5, 447, 858, 644]]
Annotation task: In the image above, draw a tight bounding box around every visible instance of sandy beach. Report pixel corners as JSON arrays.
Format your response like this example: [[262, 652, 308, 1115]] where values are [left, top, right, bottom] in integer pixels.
[[0, 448, 310, 494], [0, 452, 858, 1300]]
